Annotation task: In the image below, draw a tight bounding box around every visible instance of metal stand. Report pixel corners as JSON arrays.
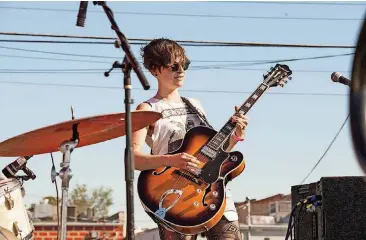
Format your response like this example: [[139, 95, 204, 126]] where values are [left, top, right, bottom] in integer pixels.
[[58, 139, 78, 240], [93, 2, 151, 239], [121, 57, 135, 240]]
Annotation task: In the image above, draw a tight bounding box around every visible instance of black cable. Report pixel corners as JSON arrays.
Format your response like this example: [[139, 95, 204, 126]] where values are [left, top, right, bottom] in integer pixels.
[[50, 153, 59, 240], [299, 114, 350, 184], [285, 202, 301, 240]]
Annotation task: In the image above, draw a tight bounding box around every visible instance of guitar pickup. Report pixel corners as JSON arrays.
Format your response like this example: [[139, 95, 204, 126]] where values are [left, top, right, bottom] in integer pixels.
[[173, 170, 202, 185]]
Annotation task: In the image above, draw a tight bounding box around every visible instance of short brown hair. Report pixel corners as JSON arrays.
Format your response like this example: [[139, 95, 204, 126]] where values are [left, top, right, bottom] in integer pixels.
[[140, 38, 189, 71]]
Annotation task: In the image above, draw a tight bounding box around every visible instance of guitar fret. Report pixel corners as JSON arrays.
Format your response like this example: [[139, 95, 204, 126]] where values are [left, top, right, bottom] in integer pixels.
[[204, 83, 271, 152]]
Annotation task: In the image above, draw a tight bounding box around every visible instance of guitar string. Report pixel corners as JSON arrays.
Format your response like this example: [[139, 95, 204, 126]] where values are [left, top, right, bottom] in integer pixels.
[[157, 71, 288, 236], [157, 81, 276, 232], [156, 98, 199, 240], [172, 85, 266, 209]]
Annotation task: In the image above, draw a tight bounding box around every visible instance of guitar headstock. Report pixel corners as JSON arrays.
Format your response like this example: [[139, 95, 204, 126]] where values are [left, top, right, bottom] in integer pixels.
[[263, 64, 293, 88]]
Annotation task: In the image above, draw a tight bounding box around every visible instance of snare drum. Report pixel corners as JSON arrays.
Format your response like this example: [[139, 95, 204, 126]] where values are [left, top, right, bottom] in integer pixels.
[[0, 179, 33, 240]]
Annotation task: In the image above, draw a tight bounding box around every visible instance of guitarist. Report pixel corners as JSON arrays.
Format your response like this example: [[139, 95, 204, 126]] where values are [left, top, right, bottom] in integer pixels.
[[132, 38, 248, 240]]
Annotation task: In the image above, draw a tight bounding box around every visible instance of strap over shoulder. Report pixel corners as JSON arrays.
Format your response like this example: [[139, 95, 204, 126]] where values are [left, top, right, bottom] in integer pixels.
[[181, 97, 213, 129]]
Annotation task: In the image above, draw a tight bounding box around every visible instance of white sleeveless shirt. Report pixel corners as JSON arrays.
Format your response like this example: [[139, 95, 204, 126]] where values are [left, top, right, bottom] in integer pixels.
[[144, 97, 239, 222]]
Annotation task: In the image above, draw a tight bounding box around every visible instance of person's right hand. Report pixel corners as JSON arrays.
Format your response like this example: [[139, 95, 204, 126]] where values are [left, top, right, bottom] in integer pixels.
[[166, 152, 201, 171]]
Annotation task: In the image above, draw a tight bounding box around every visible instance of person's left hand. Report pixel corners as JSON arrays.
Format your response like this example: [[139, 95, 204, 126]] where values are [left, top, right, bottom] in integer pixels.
[[231, 106, 249, 140]]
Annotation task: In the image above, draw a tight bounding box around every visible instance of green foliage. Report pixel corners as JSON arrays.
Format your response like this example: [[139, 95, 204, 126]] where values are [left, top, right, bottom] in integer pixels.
[[68, 184, 113, 219]]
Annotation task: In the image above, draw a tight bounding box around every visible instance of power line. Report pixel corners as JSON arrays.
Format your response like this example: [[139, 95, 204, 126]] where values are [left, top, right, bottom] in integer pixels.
[[299, 114, 350, 184], [233, 1, 366, 6], [0, 45, 119, 59], [191, 53, 354, 69], [0, 67, 349, 74], [0, 32, 355, 48], [0, 6, 362, 21], [0, 45, 354, 66], [0, 51, 354, 69], [0, 54, 111, 64], [0, 80, 348, 97], [0, 45, 293, 63]]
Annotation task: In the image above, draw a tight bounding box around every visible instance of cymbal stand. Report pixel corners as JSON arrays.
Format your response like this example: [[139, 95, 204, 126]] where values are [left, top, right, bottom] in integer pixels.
[[58, 139, 78, 240], [51, 123, 79, 240]]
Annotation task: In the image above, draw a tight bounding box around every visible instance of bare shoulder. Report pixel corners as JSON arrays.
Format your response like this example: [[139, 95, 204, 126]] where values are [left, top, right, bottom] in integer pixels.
[[136, 102, 152, 111], [135, 102, 156, 130]]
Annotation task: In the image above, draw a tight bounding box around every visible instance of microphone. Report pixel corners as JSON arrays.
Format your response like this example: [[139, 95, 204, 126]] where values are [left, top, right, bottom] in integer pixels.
[[76, 1, 89, 27], [2, 156, 33, 179], [331, 72, 351, 87]]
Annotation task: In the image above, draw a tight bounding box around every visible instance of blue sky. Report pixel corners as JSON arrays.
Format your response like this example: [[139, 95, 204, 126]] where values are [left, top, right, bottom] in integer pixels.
[[0, 1, 365, 229]]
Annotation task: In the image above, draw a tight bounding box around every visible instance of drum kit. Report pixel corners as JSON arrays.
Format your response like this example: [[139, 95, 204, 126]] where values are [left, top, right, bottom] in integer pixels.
[[0, 110, 163, 240], [1, 2, 157, 240]]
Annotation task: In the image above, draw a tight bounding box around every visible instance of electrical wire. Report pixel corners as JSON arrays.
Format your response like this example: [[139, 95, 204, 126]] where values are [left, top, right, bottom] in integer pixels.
[[0, 6, 363, 21], [0, 32, 356, 49], [299, 114, 350, 184], [0, 80, 349, 97]]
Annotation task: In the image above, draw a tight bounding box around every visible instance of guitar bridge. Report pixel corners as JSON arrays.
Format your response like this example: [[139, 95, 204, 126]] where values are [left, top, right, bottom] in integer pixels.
[[173, 170, 202, 185]]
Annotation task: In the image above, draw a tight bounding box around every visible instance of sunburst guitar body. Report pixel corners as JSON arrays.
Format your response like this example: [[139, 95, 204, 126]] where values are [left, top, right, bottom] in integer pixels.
[[137, 64, 293, 235]]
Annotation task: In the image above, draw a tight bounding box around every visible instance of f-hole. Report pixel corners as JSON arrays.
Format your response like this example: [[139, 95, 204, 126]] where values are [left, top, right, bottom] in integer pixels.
[[201, 184, 211, 206], [153, 166, 171, 175]]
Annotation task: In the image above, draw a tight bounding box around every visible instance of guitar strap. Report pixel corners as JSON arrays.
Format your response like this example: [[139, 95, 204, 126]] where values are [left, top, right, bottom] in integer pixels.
[[181, 97, 213, 129]]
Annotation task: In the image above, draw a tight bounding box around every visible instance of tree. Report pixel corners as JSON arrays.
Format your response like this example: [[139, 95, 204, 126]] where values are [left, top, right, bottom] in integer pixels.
[[68, 184, 113, 219], [90, 186, 113, 219], [43, 196, 58, 206]]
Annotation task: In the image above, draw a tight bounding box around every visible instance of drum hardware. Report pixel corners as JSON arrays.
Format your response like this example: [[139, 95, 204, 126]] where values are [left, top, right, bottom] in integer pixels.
[[89, 2, 151, 239], [0, 110, 162, 240], [0, 178, 34, 240], [14, 166, 36, 184], [4, 189, 14, 210], [12, 223, 20, 238]]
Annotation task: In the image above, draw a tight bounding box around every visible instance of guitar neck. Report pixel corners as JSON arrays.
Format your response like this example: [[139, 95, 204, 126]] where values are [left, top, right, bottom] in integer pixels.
[[206, 83, 270, 150]]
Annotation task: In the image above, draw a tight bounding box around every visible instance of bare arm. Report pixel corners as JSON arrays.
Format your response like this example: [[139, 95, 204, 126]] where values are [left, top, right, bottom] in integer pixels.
[[132, 103, 200, 171], [132, 103, 170, 171]]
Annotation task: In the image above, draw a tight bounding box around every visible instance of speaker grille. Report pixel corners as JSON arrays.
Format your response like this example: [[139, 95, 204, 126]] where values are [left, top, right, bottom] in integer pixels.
[[317, 176, 366, 240]]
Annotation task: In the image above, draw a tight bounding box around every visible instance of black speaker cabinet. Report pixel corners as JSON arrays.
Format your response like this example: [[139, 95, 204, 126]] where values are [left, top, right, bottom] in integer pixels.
[[292, 176, 366, 240], [291, 181, 318, 240], [316, 176, 366, 240]]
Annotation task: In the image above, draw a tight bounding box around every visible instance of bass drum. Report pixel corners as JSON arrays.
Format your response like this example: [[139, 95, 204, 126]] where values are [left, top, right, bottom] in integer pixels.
[[350, 14, 366, 175], [0, 226, 18, 240], [0, 178, 34, 240]]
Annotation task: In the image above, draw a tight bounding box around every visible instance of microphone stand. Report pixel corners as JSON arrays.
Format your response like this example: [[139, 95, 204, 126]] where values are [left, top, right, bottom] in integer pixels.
[[93, 2, 151, 239]]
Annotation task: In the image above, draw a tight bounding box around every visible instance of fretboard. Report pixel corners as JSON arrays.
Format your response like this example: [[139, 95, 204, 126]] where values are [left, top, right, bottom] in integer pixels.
[[206, 83, 270, 151]]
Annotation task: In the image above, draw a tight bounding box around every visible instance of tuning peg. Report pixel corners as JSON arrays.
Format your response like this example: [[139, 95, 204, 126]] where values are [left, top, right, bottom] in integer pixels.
[[288, 76, 292, 81]]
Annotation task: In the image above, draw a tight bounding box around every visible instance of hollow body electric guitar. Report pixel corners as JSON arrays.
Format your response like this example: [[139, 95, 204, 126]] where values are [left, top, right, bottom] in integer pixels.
[[137, 64, 293, 235]]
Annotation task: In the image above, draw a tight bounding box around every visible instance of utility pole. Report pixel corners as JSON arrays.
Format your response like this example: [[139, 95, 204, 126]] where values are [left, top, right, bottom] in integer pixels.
[[246, 197, 251, 240]]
